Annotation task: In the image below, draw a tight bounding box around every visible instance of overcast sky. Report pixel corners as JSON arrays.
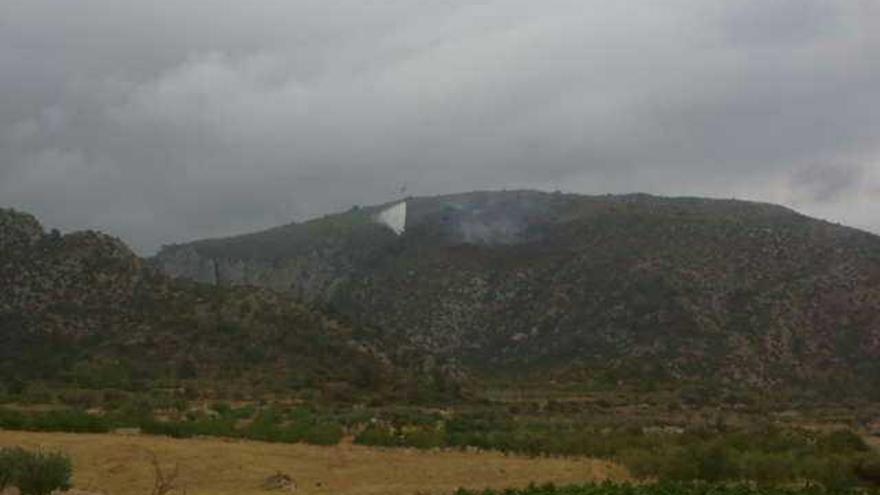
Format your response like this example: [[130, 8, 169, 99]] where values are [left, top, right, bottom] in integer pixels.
[[1, 1, 878, 254]]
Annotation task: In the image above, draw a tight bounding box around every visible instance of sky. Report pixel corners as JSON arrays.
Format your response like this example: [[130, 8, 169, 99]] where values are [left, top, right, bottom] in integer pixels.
[[1, 0, 878, 254]]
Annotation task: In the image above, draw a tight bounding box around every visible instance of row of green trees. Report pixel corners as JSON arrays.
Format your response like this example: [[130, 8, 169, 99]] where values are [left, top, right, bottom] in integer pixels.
[[3, 404, 880, 488], [451, 482, 878, 495], [355, 421, 880, 488], [0, 405, 344, 446]]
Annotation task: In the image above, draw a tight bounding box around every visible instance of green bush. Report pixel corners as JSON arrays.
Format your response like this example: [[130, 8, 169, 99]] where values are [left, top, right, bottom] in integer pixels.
[[210, 401, 232, 417], [356, 425, 401, 447], [0, 447, 72, 495], [243, 419, 285, 442], [0, 447, 24, 489], [855, 454, 880, 486], [302, 422, 344, 446], [402, 427, 445, 449], [736, 451, 796, 485], [816, 430, 869, 454], [229, 404, 257, 420]]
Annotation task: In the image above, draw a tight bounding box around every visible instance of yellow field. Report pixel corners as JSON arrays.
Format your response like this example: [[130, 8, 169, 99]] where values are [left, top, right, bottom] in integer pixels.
[[0, 430, 628, 495]]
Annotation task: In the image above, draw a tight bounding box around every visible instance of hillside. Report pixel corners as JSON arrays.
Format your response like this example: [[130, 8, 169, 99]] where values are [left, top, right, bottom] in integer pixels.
[[155, 191, 880, 400], [0, 208, 449, 402]]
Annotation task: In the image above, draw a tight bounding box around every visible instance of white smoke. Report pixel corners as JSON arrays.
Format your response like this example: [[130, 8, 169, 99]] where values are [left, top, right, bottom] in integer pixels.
[[376, 201, 407, 235]]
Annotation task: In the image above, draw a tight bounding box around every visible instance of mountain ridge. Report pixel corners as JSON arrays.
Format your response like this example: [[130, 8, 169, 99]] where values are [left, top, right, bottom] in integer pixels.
[[153, 190, 880, 400]]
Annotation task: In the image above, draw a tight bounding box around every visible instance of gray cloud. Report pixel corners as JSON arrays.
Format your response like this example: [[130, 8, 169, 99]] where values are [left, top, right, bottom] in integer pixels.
[[1, 1, 878, 253], [790, 164, 866, 203]]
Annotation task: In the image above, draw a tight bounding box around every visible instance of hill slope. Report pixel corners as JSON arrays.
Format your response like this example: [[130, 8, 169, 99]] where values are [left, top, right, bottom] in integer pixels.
[[155, 191, 880, 399], [0, 208, 448, 401]]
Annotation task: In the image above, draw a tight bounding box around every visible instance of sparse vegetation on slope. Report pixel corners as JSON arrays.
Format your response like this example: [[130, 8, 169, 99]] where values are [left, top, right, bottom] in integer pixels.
[[155, 191, 880, 399], [0, 208, 457, 404]]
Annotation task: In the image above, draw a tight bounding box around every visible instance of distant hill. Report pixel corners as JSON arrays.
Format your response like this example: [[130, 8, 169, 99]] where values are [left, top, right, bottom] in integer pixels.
[[0, 208, 455, 402], [155, 191, 880, 400]]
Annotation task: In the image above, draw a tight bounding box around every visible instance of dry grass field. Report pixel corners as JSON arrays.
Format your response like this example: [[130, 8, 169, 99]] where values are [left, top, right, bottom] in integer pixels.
[[0, 430, 628, 495]]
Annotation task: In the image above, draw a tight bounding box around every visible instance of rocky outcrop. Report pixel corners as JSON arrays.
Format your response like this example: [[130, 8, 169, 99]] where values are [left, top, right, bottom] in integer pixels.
[[154, 244, 353, 301]]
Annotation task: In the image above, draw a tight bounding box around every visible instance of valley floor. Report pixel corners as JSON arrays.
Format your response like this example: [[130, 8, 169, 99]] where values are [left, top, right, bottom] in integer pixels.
[[0, 430, 627, 495]]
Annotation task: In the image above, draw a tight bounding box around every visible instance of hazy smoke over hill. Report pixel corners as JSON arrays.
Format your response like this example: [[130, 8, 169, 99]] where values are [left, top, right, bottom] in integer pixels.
[[1, 1, 878, 252], [424, 191, 554, 245]]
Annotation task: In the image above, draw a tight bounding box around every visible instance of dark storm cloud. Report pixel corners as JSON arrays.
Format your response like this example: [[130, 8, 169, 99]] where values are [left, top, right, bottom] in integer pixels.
[[1, 1, 878, 253]]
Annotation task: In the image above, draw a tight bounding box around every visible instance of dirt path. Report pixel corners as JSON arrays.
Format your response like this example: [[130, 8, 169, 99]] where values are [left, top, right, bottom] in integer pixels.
[[0, 430, 627, 495]]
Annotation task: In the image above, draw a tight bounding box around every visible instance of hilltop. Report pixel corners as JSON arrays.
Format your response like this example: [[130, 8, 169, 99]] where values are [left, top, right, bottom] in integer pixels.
[[155, 191, 880, 401]]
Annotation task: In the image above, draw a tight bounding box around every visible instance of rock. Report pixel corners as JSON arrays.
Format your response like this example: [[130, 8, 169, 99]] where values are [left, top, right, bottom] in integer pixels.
[[262, 472, 297, 492]]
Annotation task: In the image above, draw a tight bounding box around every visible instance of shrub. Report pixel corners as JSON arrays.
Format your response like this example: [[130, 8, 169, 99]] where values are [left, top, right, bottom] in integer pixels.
[[302, 422, 344, 446], [140, 419, 195, 439], [0, 447, 24, 489], [736, 452, 795, 485], [243, 419, 284, 442], [230, 404, 257, 420], [0, 447, 72, 495], [403, 427, 446, 449], [210, 401, 232, 417], [806, 455, 860, 490], [855, 454, 880, 486], [356, 425, 401, 447], [816, 430, 868, 455], [0, 408, 28, 430]]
